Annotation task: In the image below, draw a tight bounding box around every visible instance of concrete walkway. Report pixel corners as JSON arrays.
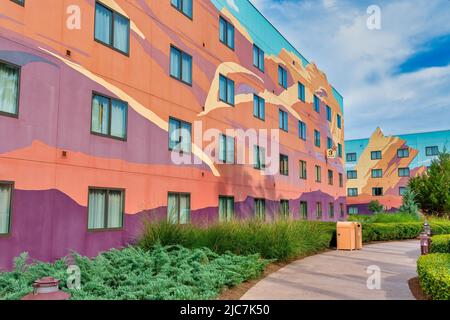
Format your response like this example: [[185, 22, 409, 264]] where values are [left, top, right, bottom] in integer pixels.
[[241, 240, 420, 300]]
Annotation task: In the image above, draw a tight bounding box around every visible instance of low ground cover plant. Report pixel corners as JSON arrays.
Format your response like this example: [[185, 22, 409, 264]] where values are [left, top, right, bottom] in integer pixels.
[[417, 253, 450, 300], [430, 234, 450, 253], [0, 245, 268, 300]]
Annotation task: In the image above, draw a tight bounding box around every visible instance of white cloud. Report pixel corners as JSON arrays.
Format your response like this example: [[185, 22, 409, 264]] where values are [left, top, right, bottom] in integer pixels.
[[227, 0, 239, 12], [250, 0, 450, 139]]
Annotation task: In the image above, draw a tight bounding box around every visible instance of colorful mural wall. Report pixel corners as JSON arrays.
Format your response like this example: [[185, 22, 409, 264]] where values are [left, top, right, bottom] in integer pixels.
[[0, 0, 345, 269], [346, 128, 450, 214]]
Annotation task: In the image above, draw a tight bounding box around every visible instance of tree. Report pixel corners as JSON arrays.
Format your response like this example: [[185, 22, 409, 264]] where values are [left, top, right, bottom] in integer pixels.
[[398, 187, 419, 217], [368, 200, 384, 214], [409, 151, 450, 217]]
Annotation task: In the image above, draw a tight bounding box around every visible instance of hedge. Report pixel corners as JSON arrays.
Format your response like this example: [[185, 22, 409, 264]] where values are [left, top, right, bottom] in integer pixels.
[[417, 253, 450, 300], [362, 221, 450, 242], [430, 235, 450, 253]]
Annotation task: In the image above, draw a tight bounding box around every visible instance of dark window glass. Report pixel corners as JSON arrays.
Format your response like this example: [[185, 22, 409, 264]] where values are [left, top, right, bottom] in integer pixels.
[[253, 44, 265, 72], [170, 46, 192, 85], [169, 117, 192, 153], [171, 0, 193, 18], [95, 2, 130, 55], [278, 66, 287, 89], [280, 154, 289, 176], [253, 94, 265, 120], [219, 74, 235, 105], [219, 16, 234, 49]]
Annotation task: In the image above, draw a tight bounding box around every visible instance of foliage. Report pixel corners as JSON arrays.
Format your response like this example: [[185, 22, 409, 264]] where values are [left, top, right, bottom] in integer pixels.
[[409, 151, 450, 217], [367, 200, 384, 214], [398, 187, 420, 217], [430, 235, 450, 253], [348, 213, 420, 223], [139, 220, 335, 261], [0, 245, 268, 300], [417, 253, 450, 300], [362, 220, 450, 242]]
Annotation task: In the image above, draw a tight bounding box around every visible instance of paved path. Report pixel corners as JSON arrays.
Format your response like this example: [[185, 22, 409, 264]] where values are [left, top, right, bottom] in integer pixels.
[[241, 240, 420, 300]]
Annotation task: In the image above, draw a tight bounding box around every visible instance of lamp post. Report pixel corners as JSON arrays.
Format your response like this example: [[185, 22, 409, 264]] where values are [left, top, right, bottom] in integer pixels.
[[21, 277, 70, 300]]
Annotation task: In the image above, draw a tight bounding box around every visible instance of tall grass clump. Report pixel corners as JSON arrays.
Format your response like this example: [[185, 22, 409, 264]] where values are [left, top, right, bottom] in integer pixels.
[[0, 245, 268, 300], [139, 220, 335, 261]]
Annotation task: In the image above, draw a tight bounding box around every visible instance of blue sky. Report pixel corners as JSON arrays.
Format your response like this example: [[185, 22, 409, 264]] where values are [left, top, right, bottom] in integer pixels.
[[249, 0, 450, 139]]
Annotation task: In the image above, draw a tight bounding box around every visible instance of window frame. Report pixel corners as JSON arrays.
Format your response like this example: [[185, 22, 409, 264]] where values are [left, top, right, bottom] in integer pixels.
[[346, 153, 357, 162], [339, 173, 344, 188], [314, 130, 321, 148], [326, 105, 332, 122], [87, 187, 125, 232], [315, 202, 323, 219], [337, 114, 342, 129], [313, 95, 320, 113], [298, 82, 305, 102], [90, 92, 128, 141], [218, 195, 235, 222], [398, 167, 410, 177], [397, 148, 409, 158], [169, 45, 193, 86], [348, 206, 359, 215], [0, 59, 21, 119], [426, 146, 439, 156], [347, 188, 358, 197], [168, 116, 192, 154], [10, 0, 25, 7], [254, 198, 266, 221], [219, 74, 235, 106], [299, 160, 307, 180], [253, 44, 265, 72], [94, 1, 131, 56], [399, 187, 406, 196], [372, 187, 383, 197], [253, 94, 265, 121], [371, 169, 383, 178], [219, 16, 235, 50], [167, 192, 191, 225], [279, 154, 289, 176], [170, 0, 193, 20], [254, 145, 266, 170], [315, 165, 322, 183], [298, 120, 307, 141], [347, 170, 357, 180], [329, 202, 335, 218], [219, 134, 235, 164], [300, 201, 308, 220], [371, 151, 382, 160], [0, 181, 14, 237], [279, 109, 288, 132], [328, 169, 334, 186], [279, 199, 290, 220], [278, 65, 287, 89]]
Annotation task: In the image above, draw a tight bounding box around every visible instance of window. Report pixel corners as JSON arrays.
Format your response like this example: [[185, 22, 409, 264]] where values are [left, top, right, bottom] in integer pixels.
[[0, 61, 20, 117], [315, 165, 321, 183], [254, 198, 265, 221], [280, 154, 289, 176], [346, 153, 357, 162], [314, 95, 320, 113], [326, 105, 332, 122], [299, 160, 307, 179], [91, 94, 127, 140], [94, 2, 130, 55], [398, 167, 410, 177], [327, 137, 333, 150], [328, 170, 334, 185], [339, 173, 343, 188], [399, 187, 407, 196], [168, 193, 191, 224], [169, 117, 192, 153], [300, 201, 308, 220], [347, 170, 357, 179], [338, 143, 343, 158], [348, 188, 358, 197], [219, 16, 234, 49], [340, 203, 345, 218], [254, 145, 266, 170], [88, 188, 124, 230], [219, 74, 235, 105], [278, 66, 287, 89], [337, 114, 342, 129], [298, 121, 307, 140], [219, 134, 235, 164], [171, 0, 192, 19], [298, 82, 305, 102], [279, 109, 288, 132], [170, 46, 192, 85], [371, 151, 382, 160], [315, 202, 322, 219], [253, 44, 265, 72], [372, 169, 383, 178], [280, 200, 289, 219], [11, 0, 25, 6], [348, 206, 359, 215], [329, 203, 335, 218], [314, 130, 321, 148], [397, 148, 409, 158], [372, 187, 383, 196], [253, 95, 265, 120], [219, 196, 234, 222], [0, 182, 13, 235], [426, 146, 439, 156]]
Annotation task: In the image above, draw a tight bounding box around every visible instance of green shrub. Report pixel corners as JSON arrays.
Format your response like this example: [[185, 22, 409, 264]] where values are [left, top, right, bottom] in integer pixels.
[[0, 245, 268, 300], [398, 187, 420, 217], [417, 253, 450, 300], [139, 220, 335, 261], [430, 235, 450, 253], [368, 200, 384, 214], [349, 213, 420, 224]]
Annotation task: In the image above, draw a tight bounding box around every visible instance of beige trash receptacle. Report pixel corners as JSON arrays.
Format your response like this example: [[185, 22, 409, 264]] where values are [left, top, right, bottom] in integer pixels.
[[353, 222, 363, 250], [337, 222, 356, 251]]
